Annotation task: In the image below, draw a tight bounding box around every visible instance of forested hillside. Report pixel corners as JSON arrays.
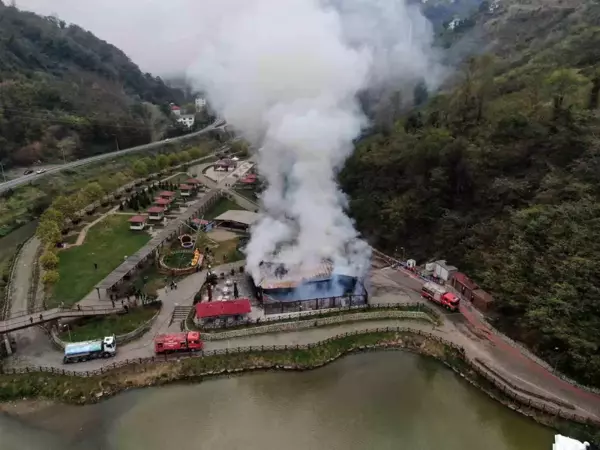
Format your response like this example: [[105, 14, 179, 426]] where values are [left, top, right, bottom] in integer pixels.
[[342, 0, 600, 386], [0, 1, 185, 167]]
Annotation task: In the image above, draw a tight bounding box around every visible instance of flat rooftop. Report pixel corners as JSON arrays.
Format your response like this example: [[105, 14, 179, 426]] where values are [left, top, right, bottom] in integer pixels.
[[214, 210, 260, 226]]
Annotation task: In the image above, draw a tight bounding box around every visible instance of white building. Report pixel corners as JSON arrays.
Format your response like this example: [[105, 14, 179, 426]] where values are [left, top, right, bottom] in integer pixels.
[[178, 114, 195, 128], [170, 105, 182, 117], [195, 97, 207, 111]]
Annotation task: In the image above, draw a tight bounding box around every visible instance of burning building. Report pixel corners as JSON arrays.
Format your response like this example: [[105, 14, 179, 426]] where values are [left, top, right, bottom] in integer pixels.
[[249, 260, 368, 315]]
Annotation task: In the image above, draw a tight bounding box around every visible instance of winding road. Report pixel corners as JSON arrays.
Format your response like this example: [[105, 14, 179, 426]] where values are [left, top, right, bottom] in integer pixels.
[[0, 119, 226, 194]]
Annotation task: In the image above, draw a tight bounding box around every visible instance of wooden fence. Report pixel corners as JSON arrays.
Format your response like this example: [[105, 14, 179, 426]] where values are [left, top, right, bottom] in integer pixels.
[[1, 326, 599, 427]]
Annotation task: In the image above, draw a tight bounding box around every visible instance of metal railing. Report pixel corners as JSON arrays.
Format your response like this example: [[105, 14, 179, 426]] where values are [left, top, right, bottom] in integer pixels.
[[198, 302, 439, 331]]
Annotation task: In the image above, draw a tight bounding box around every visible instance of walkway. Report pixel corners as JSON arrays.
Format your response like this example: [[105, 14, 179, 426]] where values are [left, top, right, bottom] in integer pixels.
[[8, 238, 40, 319], [64, 206, 120, 249], [375, 265, 600, 419], [1, 304, 124, 334], [4, 261, 600, 421], [87, 189, 220, 301], [197, 173, 259, 212], [5, 262, 242, 370]]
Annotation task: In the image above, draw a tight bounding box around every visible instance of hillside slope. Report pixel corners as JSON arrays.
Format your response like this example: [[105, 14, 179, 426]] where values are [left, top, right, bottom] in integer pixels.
[[0, 1, 185, 167], [342, 0, 600, 386]]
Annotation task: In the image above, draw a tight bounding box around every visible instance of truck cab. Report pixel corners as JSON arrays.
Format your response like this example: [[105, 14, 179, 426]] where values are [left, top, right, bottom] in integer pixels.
[[154, 332, 203, 354], [440, 292, 460, 312], [103, 335, 117, 356], [421, 282, 460, 312]]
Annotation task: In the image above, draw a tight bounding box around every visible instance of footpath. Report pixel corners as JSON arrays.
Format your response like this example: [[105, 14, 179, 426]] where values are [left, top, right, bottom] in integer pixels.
[[5, 261, 243, 371], [377, 265, 600, 421]]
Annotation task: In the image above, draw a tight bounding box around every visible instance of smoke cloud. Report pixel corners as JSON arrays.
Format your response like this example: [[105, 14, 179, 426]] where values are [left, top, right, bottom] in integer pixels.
[[187, 0, 441, 282]]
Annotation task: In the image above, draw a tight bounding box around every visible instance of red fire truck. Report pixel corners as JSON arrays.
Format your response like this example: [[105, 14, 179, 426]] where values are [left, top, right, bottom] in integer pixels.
[[421, 281, 460, 312], [154, 331, 204, 354]]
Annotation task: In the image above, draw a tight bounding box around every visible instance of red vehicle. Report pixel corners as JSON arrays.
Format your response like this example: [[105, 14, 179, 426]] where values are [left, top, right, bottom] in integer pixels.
[[421, 281, 460, 312], [154, 331, 203, 354]]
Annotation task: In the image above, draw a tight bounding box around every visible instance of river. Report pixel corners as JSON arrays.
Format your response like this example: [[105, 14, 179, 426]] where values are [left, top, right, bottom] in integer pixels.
[[0, 352, 554, 450]]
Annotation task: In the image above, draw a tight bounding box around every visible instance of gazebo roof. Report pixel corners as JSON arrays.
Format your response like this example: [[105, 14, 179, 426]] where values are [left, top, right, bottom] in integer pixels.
[[128, 215, 148, 223]]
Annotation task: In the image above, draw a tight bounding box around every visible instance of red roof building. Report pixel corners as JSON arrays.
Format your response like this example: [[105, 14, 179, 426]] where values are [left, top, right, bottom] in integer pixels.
[[158, 191, 176, 198], [195, 299, 252, 320], [186, 178, 201, 185], [179, 184, 192, 190], [240, 174, 257, 184], [154, 198, 172, 206], [170, 105, 181, 110], [451, 272, 478, 298], [147, 206, 165, 214], [128, 215, 148, 224], [128, 215, 148, 230]]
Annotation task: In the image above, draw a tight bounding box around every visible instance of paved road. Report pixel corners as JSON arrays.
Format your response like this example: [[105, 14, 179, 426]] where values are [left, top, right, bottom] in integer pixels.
[[6, 261, 243, 371], [0, 120, 225, 194], [8, 238, 40, 319], [5, 259, 600, 420]]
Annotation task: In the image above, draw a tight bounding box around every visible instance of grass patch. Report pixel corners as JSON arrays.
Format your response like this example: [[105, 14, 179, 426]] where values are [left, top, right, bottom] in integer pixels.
[[165, 172, 191, 185], [0, 140, 217, 238], [52, 215, 152, 307], [234, 185, 261, 203], [59, 303, 160, 342], [203, 197, 245, 220], [163, 252, 193, 269], [195, 232, 244, 265]]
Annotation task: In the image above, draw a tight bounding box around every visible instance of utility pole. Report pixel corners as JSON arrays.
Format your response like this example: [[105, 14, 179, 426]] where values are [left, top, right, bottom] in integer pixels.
[[0, 162, 6, 183], [114, 135, 120, 151]]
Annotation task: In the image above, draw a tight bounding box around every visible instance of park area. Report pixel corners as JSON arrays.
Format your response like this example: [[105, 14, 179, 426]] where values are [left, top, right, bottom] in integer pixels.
[[197, 231, 245, 265], [59, 302, 161, 342], [203, 197, 244, 220], [51, 215, 152, 307]]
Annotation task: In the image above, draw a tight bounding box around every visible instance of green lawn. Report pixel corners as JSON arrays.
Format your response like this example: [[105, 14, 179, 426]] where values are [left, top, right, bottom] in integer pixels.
[[59, 304, 160, 342], [52, 215, 151, 306], [203, 197, 245, 220], [233, 188, 258, 203]]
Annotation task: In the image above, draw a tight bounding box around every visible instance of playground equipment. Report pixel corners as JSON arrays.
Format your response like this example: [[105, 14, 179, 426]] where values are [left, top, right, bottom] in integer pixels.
[[179, 234, 194, 249], [191, 249, 202, 267]]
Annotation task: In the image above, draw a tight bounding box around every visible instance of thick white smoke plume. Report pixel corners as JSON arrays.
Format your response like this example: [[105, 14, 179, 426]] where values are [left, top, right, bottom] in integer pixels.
[[188, 0, 441, 282]]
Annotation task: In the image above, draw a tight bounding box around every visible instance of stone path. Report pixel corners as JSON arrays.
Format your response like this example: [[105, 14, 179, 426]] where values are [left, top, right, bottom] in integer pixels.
[[64, 206, 120, 249]]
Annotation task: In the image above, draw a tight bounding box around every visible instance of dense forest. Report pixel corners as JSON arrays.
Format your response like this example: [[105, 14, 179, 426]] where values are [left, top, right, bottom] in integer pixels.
[[0, 1, 186, 167], [342, 0, 600, 386]]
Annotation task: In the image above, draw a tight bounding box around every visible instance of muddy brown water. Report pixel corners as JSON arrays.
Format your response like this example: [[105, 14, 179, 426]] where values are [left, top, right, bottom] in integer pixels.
[[0, 352, 554, 450]]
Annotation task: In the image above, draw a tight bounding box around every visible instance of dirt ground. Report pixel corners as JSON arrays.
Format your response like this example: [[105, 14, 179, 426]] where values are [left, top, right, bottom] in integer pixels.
[[206, 229, 238, 242]]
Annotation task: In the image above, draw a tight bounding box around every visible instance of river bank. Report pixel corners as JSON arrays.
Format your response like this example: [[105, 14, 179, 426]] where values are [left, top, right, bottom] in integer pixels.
[[1, 328, 598, 445], [0, 351, 555, 450]]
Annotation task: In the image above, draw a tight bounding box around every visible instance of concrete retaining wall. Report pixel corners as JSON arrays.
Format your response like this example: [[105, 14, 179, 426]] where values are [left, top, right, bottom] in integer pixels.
[[200, 310, 433, 341]]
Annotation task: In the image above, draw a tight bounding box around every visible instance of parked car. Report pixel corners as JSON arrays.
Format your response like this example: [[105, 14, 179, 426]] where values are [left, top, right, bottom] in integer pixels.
[[23, 169, 34, 175], [36, 168, 46, 174]]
